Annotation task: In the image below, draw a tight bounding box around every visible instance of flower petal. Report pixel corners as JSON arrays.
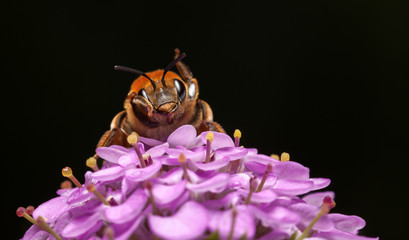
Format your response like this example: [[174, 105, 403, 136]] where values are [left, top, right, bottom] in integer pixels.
[[227, 173, 251, 189], [214, 147, 248, 161], [148, 201, 209, 240], [315, 229, 379, 240], [191, 157, 231, 171], [61, 210, 103, 238], [203, 192, 241, 210], [273, 179, 314, 195], [274, 161, 310, 180], [91, 165, 125, 182], [166, 147, 205, 163], [310, 178, 331, 191], [139, 136, 165, 146], [251, 205, 300, 229], [96, 145, 128, 163], [167, 125, 197, 148], [105, 189, 147, 224], [289, 203, 334, 231], [157, 168, 201, 184], [328, 213, 366, 233], [244, 153, 280, 165], [302, 191, 335, 207], [199, 131, 234, 149], [111, 215, 146, 240], [237, 188, 277, 203], [187, 173, 230, 193], [125, 160, 162, 182], [209, 205, 255, 239], [32, 196, 69, 222], [153, 180, 187, 205], [146, 142, 169, 157]]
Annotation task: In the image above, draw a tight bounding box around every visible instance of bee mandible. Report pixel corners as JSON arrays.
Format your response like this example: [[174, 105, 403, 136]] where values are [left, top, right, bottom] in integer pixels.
[[96, 49, 224, 150]]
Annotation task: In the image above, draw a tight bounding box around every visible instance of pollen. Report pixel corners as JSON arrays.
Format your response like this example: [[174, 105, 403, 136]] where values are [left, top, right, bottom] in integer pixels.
[[86, 157, 99, 171], [60, 180, 72, 189], [234, 129, 242, 147], [234, 129, 242, 139], [62, 166, 82, 188], [127, 132, 139, 145], [16, 206, 39, 227], [61, 166, 73, 177], [280, 152, 290, 162], [206, 131, 214, 142], [178, 153, 187, 163]]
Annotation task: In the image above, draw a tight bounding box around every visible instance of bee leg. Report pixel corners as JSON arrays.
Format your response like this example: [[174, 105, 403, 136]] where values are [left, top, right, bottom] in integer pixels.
[[93, 111, 129, 159], [197, 121, 226, 134]]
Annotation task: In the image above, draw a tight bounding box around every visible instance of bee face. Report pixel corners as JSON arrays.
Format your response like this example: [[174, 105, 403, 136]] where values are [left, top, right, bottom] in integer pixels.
[[129, 69, 198, 122], [96, 49, 224, 147]]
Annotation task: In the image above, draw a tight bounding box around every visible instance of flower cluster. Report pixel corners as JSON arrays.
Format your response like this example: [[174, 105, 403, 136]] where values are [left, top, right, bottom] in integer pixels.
[[17, 125, 378, 240]]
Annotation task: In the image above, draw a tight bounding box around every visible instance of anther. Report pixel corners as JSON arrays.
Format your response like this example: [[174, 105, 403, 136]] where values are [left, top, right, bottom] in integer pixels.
[[270, 154, 280, 160], [281, 152, 290, 162], [205, 132, 214, 163], [297, 196, 336, 240], [234, 129, 241, 147], [127, 132, 146, 168], [16, 207, 39, 227], [178, 153, 191, 182], [61, 167, 82, 188], [256, 163, 273, 192], [227, 208, 238, 240], [86, 183, 111, 206], [104, 226, 115, 240], [245, 177, 258, 205], [37, 216, 63, 240], [25, 206, 35, 215], [144, 181, 159, 215], [60, 180, 73, 189], [86, 157, 99, 171], [321, 195, 336, 214]]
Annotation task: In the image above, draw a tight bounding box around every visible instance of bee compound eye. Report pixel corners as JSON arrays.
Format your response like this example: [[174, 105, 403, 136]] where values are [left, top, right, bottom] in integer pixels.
[[138, 89, 149, 100], [174, 79, 186, 101]]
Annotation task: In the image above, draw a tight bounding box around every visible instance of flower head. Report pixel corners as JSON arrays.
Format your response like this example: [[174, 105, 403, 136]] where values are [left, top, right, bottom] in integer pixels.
[[18, 125, 378, 240]]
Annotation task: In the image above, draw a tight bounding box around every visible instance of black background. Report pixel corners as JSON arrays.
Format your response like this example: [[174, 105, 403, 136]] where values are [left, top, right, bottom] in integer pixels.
[[5, 0, 408, 239]]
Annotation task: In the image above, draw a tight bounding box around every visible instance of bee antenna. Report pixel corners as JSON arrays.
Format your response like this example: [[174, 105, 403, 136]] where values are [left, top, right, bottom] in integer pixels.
[[161, 52, 187, 83], [114, 65, 156, 89]]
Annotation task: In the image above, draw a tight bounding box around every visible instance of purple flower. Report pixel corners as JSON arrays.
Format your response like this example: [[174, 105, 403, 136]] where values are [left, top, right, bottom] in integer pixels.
[[148, 201, 209, 240], [209, 205, 256, 239], [17, 125, 378, 240]]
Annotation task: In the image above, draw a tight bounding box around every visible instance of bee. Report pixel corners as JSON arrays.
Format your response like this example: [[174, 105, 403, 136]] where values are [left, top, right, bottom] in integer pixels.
[[96, 49, 224, 149]]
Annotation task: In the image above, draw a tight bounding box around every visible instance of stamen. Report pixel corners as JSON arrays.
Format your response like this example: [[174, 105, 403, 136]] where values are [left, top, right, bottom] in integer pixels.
[[227, 208, 238, 240], [61, 167, 82, 188], [234, 129, 241, 147], [86, 157, 99, 171], [297, 196, 336, 240], [60, 180, 73, 189], [256, 163, 273, 192], [86, 183, 111, 206], [281, 152, 290, 162], [37, 216, 63, 240], [205, 132, 214, 163], [16, 207, 39, 227], [144, 181, 159, 215], [25, 206, 35, 215], [245, 177, 258, 205], [103, 226, 115, 240], [270, 154, 280, 160], [127, 132, 146, 168], [178, 153, 190, 182]]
